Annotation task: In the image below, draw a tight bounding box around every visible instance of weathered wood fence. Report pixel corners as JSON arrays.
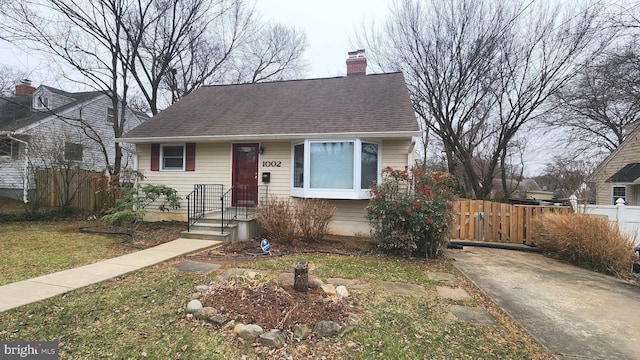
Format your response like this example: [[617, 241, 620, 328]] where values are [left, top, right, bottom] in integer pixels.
[[452, 199, 573, 245], [34, 168, 119, 213]]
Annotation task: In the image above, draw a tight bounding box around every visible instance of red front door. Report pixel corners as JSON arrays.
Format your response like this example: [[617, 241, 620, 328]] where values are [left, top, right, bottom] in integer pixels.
[[232, 143, 259, 206]]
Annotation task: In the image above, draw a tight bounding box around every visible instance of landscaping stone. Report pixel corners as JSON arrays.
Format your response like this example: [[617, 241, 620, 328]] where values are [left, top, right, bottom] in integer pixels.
[[345, 313, 361, 326], [308, 276, 324, 289], [277, 272, 294, 287], [259, 330, 286, 348], [190, 292, 203, 300], [185, 299, 202, 314], [174, 261, 221, 274], [327, 278, 358, 286], [437, 286, 472, 301], [428, 272, 457, 283], [381, 281, 428, 297], [448, 305, 497, 325], [336, 285, 349, 298], [293, 324, 311, 340], [314, 320, 341, 337], [209, 314, 230, 327], [195, 285, 210, 292], [237, 324, 264, 340], [321, 284, 336, 296], [194, 307, 218, 321], [233, 323, 245, 333]]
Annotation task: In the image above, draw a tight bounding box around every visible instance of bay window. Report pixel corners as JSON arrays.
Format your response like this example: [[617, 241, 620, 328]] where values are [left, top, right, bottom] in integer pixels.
[[291, 139, 380, 199]]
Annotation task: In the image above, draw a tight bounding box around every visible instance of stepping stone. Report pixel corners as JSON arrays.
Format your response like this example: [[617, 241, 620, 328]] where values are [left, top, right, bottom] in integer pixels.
[[428, 272, 457, 283], [175, 261, 221, 274], [381, 281, 428, 297], [276, 273, 324, 288], [448, 305, 497, 325], [218, 268, 267, 281], [349, 283, 372, 291], [437, 286, 472, 301], [327, 278, 358, 286]]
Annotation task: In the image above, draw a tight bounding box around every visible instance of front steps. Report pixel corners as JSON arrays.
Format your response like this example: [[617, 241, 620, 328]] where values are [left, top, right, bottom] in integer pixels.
[[181, 212, 259, 243]]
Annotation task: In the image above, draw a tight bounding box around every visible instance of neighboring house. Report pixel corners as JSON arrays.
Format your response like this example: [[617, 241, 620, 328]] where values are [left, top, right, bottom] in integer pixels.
[[0, 80, 147, 202], [589, 124, 640, 205], [119, 51, 420, 237]]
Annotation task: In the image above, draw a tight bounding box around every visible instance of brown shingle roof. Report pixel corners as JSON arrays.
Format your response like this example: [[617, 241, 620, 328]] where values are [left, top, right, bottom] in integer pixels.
[[120, 72, 418, 141]]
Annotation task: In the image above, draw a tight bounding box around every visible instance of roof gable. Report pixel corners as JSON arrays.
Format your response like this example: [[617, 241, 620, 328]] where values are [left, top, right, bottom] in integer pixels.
[[0, 86, 104, 132], [121, 72, 419, 141]]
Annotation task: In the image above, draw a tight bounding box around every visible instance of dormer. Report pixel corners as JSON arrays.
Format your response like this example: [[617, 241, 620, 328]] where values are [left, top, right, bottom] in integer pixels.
[[32, 86, 74, 111]]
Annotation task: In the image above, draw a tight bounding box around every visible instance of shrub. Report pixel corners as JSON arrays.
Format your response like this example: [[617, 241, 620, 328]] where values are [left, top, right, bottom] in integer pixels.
[[366, 166, 457, 258], [255, 197, 298, 243], [296, 199, 336, 243], [101, 184, 181, 226], [531, 212, 636, 276], [255, 197, 336, 243]]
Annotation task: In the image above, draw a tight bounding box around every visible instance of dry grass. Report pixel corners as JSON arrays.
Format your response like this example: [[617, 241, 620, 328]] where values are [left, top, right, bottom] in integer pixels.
[[531, 213, 636, 276]]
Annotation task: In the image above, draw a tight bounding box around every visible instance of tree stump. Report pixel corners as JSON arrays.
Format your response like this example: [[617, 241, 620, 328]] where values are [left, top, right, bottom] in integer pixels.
[[294, 261, 308, 292]]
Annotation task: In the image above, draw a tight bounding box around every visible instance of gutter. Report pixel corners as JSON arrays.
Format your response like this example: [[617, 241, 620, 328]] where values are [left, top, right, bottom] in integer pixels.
[[7, 135, 29, 204]]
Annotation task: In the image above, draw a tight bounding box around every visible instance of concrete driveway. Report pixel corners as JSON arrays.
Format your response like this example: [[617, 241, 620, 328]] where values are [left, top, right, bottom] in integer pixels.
[[450, 247, 640, 360]]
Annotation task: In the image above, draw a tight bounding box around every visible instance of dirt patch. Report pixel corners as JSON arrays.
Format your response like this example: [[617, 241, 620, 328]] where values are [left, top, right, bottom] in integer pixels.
[[201, 282, 351, 333], [193, 235, 374, 263]]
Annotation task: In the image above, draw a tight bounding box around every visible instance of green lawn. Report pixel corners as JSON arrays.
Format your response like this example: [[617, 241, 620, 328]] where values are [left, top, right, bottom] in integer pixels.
[[0, 254, 554, 359], [0, 222, 132, 285]]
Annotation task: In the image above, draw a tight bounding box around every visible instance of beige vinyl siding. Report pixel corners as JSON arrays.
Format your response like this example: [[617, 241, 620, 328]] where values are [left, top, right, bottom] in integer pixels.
[[592, 137, 640, 205], [258, 141, 291, 198], [382, 139, 413, 169], [140, 137, 415, 232]]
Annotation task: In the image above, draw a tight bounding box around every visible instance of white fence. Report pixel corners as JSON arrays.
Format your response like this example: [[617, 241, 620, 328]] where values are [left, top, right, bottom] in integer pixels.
[[571, 196, 640, 246]]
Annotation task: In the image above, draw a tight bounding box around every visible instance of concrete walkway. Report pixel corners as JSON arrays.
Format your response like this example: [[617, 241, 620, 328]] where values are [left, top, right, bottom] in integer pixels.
[[450, 247, 640, 360], [0, 238, 220, 312]]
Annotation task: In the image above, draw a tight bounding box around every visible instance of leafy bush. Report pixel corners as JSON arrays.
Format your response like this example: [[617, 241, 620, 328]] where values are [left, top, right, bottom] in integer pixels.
[[531, 212, 636, 276], [366, 166, 457, 258], [256, 197, 336, 243], [101, 184, 181, 226]]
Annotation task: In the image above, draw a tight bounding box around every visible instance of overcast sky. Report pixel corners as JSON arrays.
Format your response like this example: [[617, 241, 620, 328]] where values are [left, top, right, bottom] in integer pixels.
[[0, 0, 393, 84]]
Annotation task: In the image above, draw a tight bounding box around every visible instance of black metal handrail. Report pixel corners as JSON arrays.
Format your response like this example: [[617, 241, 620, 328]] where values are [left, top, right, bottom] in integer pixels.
[[188, 184, 269, 234], [186, 184, 223, 231]]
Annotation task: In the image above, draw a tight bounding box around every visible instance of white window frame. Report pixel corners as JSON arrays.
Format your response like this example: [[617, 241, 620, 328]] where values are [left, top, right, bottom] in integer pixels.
[[35, 95, 49, 109], [161, 144, 185, 171], [0, 138, 17, 158], [612, 185, 627, 205], [290, 139, 381, 199]]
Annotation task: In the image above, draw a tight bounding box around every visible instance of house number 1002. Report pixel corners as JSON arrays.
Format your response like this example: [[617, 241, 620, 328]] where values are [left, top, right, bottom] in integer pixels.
[[262, 161, 282, 167]]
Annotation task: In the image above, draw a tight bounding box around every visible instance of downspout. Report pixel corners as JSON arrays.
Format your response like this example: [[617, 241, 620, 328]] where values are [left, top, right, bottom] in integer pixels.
[[7, 135, 29, 204]]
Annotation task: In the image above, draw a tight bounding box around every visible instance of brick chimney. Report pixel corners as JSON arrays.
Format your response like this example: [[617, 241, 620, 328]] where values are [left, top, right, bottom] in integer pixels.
[[15, 79, 35, 96], [346, 49, 366, 76]]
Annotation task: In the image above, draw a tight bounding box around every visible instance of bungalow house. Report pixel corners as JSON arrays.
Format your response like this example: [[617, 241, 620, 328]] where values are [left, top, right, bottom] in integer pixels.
[[0, 80, 147, 203], [589, 123, 640, 205], [119, 51, 420, 240]]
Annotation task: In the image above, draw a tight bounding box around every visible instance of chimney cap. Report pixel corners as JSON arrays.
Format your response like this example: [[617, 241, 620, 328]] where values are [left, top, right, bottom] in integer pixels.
[[348, 49, 365, 58]]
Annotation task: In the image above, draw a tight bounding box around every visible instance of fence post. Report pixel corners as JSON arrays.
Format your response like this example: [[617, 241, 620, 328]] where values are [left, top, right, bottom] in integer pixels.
[[615, 198, 626, 232]]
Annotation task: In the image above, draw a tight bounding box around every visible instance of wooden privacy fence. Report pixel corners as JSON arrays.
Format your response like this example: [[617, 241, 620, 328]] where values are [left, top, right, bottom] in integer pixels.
[[452, 200, 573, 245], [34, 168, 119, 213]]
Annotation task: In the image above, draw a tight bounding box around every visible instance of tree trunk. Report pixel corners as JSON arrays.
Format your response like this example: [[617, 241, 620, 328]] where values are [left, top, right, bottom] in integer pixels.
[[294, 261, 308, 292]]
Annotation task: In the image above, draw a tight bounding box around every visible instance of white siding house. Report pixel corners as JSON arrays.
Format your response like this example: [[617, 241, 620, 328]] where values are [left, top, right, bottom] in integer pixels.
[[0, 82, 147, 202]]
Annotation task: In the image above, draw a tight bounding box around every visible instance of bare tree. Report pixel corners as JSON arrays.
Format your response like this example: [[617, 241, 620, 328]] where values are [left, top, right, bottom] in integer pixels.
[[547, 40, 640, 156], [0, 0, 140, 176], [226, 22, 308, 84], [360, 0, 607, 199], [0, 65, 28, 95]]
